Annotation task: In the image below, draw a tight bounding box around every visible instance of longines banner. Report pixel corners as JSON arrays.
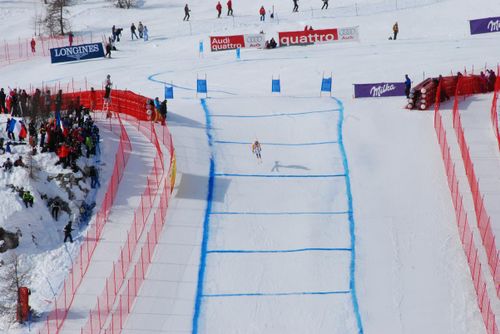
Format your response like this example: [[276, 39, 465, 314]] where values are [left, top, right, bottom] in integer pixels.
[[278, 26, 359, 47], [470, 16, 500, 35], [210, 34, 266, 51], [50, 43, 105, 64]]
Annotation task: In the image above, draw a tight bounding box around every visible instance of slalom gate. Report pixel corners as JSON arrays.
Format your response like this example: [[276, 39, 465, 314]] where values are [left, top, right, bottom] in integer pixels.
[[434, 83, 498, 334], [37, 89, 175, 334]]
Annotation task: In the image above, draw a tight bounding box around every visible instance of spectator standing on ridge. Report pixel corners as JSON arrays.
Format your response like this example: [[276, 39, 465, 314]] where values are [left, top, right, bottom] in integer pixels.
[[405, 74, 412, 96], [3, 158, 13, 172], [68, 31, 74, 46], [64, 221, 74, 243], [131, 23, 139, 40], [216, 1, 222, 18], [227, 0, 233, 16], [259, 6, 266, 21], [22, 191, 34, 208], [0, 88, 6, 113], [51, 200, 60, 221], [89, 165, 100, 188], [143, 26, 149, 41], [30, 38, 36, 53], [321, 0, 329, 10], [184, 4, 191, 21], [392, 22, 399, 40], [292, 0, 299, 12], [138, 21, 144, 38]]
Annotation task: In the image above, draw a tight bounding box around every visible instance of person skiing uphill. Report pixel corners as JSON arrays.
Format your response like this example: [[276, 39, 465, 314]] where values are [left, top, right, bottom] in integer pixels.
[[252, 140, 262, 162], [184, 4, 191, 21]]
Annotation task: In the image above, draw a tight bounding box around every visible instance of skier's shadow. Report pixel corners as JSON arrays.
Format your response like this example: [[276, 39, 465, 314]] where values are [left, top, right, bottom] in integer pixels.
[[270, 161, 310, 172]]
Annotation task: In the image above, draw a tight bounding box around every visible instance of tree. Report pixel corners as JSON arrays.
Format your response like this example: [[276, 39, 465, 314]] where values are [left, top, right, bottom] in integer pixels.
[[44, 0, 71, 35], [110, 0, 137, 9], [0, 254, 30, 326]]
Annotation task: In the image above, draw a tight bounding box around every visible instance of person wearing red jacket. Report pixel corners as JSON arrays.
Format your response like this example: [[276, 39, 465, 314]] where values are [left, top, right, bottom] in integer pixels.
[[227, 0, 233, 16], [216, 1, 222, 18], [30, 38, 36, 54], [57, 144, 70, 168], [259, 6, 266, 21]]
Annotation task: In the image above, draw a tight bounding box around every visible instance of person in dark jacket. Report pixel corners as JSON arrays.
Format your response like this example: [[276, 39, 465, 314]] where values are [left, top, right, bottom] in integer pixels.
[[404, 74, 411, 98], [393, 22, 399, 40], [183, 4, 191, 21], [131, 23, 139, 40], [293, 0, 299, 12], [51, 199, 60, 221], [105, 42, 112, 58], [321, 0, 328, 9], [0, 88, 6, 114], [64, 221, 74, 243], [2, 157, 13, 172]]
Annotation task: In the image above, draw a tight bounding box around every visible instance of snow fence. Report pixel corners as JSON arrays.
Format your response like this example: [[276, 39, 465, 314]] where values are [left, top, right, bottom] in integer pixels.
[[434, 82, 499, 334], [37, 89, 175, 334]]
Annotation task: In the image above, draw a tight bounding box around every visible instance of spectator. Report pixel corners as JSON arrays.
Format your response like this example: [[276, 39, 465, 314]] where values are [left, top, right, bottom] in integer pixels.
[[405, 74, 411, 99], [259, 6, 266, 21], [2, 158, 13, 172], [51, 200, 60, 221], [184, 4, 191, 21], [227, 0, 233, 15], [159, 99, 168, 125], [115, 28, 123, 42], [13, 156, 26, 168], [30, 38, 36, 53], [89, 166, 100, 188], [143, 26, 149, 41], [22, 191, 34, 208], [216, 1, 222, 18], [0, 138, 5, 154], [68, 31, 74, 46], [292, 0, 299, 12], [321, 0, 328, 10], [392, 22, 399, 40], [105, 42, 112, 58], [131, 23, 139, 40], [138, 21, 144, 38], [0, 88, 5, 113], [64, 221, 73, 243]]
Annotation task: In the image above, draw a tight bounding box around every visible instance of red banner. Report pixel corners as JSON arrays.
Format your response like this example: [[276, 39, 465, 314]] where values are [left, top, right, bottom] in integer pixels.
[[210, 35, 245, 51], [278, 28, 339, 47]]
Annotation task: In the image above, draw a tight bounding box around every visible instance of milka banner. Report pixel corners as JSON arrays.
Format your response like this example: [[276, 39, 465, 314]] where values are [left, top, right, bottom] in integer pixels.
[[470, 16, 500, 35], [50, 43, 105, 64], [354, 82, 406, 98]]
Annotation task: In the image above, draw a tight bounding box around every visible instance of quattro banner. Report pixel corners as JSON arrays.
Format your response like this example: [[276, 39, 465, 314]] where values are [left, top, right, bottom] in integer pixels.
[[278, 26, 359, 47], [470, 16, 500, 35], [210, 34, 265, 51], [354, 82, 406, 98], [50, 43, 105, 64]]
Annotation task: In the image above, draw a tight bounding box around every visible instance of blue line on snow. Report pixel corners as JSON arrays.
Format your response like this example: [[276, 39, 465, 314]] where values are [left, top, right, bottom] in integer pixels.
[[207, 248, 352, 254], [192, 99, 215, 334], [148, 72, 238, 95], [211, 211, 350, 216], [214, 140, 338, 146], [334, 97, 364, 334], [203, 291, 351, 298], [210, 108, 340, 118], [215, 173, 346, 178]]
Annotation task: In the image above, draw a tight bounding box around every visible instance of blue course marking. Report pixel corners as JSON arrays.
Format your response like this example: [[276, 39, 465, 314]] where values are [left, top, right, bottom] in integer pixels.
[[214, 140, 338, 146], [148, 72, 238, 95], [211, 211, 349, 216], [203, 290, 351, 298], [210, 108, 340, 118], [334, 97, 364, 334], [215, 173, 346, 178], [192, 99, 215, 334], [207, 247, 352, 254]]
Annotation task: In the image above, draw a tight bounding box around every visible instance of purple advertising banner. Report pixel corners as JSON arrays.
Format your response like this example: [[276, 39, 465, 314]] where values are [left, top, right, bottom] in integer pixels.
[[470, 16, 500, 35], [354, 82, 406, 98]]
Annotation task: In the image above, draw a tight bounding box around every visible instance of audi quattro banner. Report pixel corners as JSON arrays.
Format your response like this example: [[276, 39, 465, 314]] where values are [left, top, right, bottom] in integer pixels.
[[279, 26, 359, 47], [470, 16, 500, 35], [50, 43, 105, 64], [354, 82, 406, 98], [210, 34, 266, 51]]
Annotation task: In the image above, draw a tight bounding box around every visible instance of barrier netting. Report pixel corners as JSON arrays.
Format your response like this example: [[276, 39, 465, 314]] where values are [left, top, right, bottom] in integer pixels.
[[434, 82, 499, 334], [37, 89, 175, 334]]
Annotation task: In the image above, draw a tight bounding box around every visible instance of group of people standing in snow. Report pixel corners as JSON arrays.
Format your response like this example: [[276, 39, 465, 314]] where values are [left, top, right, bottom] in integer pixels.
[[130, 21, 149, 41]]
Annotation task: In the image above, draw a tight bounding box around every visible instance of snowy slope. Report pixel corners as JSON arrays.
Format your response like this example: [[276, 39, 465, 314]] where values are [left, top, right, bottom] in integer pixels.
[[1, 0, 500, 333]]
